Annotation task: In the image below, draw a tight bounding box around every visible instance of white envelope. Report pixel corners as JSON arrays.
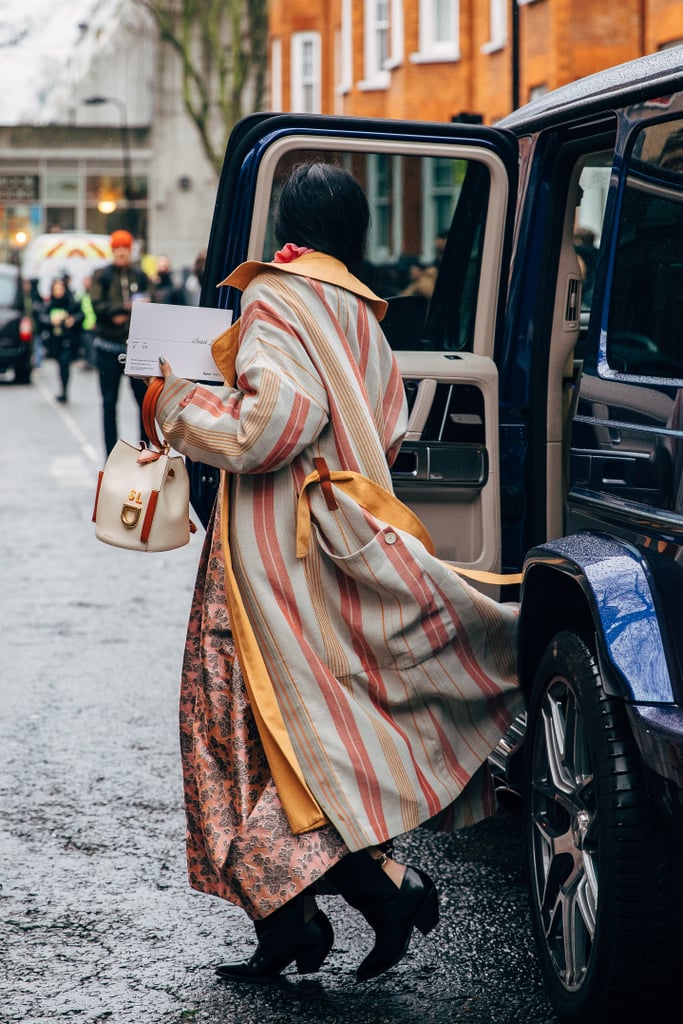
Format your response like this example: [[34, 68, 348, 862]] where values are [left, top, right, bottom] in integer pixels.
[[124, 302, 233, 383]]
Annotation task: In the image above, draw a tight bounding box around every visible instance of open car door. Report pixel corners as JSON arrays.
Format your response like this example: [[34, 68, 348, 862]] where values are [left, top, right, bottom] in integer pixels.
[[195, 113, 518, 587]]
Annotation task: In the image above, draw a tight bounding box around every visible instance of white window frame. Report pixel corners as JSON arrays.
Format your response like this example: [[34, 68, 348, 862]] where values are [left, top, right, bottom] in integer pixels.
[[411, 0, 460, 64], [365, 153, 403, 263], [291, 32, 321, 114], [337, 0, 353, 94], [359, 0, 391, 90], [421, 157, 461, 257], [385, 0, 405, 71], [482, 0, 507, 54], [271, 38, 283, 111]]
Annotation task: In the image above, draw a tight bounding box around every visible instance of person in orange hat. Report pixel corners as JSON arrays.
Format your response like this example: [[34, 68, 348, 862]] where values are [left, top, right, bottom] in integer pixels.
[[90, 230, 154, 454]]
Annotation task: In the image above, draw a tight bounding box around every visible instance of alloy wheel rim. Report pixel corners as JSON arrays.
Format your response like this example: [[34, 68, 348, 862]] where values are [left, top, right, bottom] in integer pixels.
[[529, 675, 598, 992]]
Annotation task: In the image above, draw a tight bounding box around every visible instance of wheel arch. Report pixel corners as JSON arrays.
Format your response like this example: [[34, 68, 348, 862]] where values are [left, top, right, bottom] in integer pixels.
[[518, 565, 593, 698], [519, 532, 675, 705]]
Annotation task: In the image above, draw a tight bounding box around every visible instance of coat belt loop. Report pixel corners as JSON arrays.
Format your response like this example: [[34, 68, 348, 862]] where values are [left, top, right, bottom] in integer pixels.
[[313, 457, 338, 511]]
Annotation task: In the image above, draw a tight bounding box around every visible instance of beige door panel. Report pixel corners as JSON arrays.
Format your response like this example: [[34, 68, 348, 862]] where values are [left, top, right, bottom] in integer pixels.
[[392, 352, 501, 576]]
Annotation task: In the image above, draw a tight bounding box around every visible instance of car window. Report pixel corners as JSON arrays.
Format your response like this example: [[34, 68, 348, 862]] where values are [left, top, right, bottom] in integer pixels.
[[605, 115, 683, 379], [571, 119, 683, 516], [259, 146, 494, 353], [574, 154, 611, 317]]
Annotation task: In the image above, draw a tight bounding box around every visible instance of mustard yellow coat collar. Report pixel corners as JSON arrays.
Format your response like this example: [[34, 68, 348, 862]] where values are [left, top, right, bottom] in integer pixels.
[[218, 251, 388, 321]]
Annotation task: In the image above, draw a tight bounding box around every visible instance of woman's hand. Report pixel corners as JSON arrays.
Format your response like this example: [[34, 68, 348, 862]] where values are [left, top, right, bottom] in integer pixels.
[[144, 357, 172, 387]]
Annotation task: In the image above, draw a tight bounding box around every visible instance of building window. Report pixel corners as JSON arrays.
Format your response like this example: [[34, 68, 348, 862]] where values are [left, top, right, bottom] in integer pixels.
[[0, 173, 40, 259], [44, 168, 79, 203], [0, 155, 150, 258], [529, 83, 548, 102], [361, 0, 391, 89], [420, 157, 462, 258], [366, 153, 402, 262], [412, 0, 459, 63], [271, 39, 283, 111], [387, 0, 404, 70], [359, 0, 404, 88], [482, 0, 507, 53], [291, 32, 321, 114]]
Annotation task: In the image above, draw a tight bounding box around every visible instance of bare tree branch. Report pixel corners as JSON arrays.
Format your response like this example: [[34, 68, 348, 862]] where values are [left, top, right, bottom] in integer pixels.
[[137, 0, 268, 176]]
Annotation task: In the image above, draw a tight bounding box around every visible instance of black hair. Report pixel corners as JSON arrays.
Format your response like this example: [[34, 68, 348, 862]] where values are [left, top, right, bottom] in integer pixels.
[[273, 162, 370, 275]]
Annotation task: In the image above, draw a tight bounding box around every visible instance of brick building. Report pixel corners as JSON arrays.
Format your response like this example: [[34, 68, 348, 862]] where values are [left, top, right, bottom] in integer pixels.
[[268, 0, 683, 125]]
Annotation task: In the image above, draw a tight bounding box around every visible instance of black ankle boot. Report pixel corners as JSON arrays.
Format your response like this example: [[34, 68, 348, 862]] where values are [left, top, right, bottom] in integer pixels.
[[215, 894, 334, 982], [327, 851, 439, 981]]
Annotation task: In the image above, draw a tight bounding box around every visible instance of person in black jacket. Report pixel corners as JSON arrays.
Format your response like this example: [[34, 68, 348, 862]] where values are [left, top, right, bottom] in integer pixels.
[[90, 229, 153, 454], [151, 254, 186, 305], [39, 276, 84, 403]]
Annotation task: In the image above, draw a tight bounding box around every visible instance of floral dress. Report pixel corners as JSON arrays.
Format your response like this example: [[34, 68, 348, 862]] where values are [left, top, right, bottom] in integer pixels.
[[180, 499, 347, 921]]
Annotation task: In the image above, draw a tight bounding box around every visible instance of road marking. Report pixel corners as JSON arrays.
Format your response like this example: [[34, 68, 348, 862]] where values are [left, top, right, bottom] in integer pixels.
[[35, 374, 101, 466], [49, 454, 95, 489]]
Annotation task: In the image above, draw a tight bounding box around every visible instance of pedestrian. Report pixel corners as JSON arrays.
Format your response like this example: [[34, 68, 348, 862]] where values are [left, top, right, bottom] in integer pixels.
[[78, 275, 97, 369], [398, 231, 448, 300], [90, 229, 153, 454], [38, 276, 83, 403], [151, 254, 186, 304], [182, 248, 205, 305], [22, 277, 44, 367], [151, 162, 523, 984]]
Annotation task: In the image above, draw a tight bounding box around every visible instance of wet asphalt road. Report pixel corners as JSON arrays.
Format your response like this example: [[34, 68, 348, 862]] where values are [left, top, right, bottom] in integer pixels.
[[0, 362, 559, 1023]]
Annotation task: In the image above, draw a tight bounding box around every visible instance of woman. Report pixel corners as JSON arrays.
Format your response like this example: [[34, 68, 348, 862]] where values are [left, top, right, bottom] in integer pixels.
[[39, 276, 83, 403], [153, 163, 523, 983]]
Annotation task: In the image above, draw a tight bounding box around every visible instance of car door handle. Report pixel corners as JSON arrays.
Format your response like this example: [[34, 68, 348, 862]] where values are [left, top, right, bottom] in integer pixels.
[[392, 442, 488, 487]]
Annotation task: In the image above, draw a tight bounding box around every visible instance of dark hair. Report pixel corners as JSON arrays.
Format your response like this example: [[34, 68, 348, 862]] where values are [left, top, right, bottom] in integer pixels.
[[274, 162, 370, 275]]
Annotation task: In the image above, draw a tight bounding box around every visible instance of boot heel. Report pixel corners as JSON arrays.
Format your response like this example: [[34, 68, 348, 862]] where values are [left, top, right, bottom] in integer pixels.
[[414, 885, 439, 936], [295, 910, 334, 974], [216, 898, 333, 982], [296, 948, 327, 974]]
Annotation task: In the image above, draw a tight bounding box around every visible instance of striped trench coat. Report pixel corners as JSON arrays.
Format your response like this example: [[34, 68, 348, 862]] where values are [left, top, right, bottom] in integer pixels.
[[156, 252, 523, 854]]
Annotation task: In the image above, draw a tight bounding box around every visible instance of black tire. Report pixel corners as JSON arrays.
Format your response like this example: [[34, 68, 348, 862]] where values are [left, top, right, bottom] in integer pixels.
[[523, 630, 674, 1023]]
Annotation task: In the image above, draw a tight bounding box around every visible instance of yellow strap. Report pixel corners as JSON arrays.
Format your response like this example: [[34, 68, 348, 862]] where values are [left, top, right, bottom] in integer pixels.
[[297, 467, 436, 557], [296, 465, 522, 585], [446, 564, 522, 586], [210, 321, 326, 834], [219, 475, 328, 835]]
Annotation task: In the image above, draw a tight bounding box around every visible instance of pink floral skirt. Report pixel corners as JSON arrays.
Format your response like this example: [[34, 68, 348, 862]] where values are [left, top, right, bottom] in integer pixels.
[[179, 505, 347, 920]]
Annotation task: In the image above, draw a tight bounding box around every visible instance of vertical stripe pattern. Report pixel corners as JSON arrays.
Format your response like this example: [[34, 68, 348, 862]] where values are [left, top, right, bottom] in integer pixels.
[[157, 267, 523, 850]]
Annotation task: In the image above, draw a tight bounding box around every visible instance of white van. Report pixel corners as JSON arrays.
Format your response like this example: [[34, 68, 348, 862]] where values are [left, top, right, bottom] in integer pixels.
[[20, 232, 113, 298]]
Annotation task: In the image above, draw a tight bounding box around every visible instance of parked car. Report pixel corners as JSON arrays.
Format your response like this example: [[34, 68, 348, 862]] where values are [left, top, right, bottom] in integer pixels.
[[0, 263, 34, 383], [189, 47, 683, 1023]]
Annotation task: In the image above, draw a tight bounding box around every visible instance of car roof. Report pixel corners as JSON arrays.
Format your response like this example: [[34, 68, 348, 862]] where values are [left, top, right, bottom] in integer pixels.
[[499, 46, 683, 134]]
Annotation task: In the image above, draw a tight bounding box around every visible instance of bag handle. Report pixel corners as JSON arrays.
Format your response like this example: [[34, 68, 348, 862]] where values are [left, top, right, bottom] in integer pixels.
[[142, 378, 165, 450]]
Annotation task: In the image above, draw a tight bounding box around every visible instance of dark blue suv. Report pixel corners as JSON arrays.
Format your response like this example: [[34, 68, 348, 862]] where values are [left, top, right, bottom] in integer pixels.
[[195, 47, 683, 1024]]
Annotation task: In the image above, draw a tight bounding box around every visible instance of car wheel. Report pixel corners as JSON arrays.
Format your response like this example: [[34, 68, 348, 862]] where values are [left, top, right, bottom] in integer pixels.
[[523, 629, 675, 1023]]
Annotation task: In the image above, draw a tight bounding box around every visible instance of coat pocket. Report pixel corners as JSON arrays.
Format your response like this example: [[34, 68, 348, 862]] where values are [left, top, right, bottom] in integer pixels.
[[314, 519, 458, 671]]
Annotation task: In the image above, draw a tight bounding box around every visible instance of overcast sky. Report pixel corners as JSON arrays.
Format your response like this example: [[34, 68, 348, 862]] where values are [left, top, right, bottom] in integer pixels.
[[0, 0, 100, 124]]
